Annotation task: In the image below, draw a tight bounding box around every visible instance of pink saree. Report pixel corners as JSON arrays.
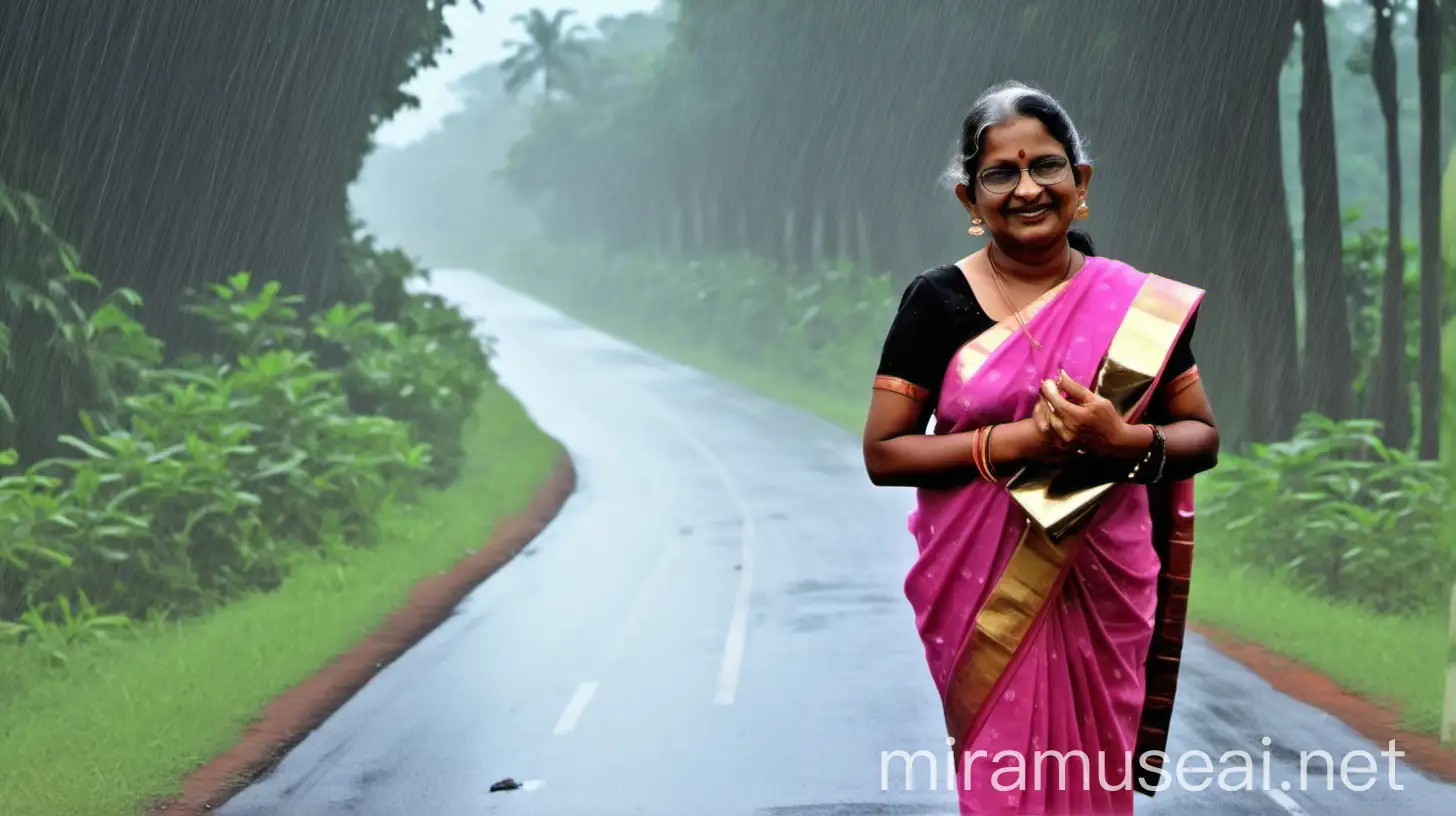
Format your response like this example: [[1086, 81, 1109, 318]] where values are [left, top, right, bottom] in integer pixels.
[[902, 257, 1203, 814]]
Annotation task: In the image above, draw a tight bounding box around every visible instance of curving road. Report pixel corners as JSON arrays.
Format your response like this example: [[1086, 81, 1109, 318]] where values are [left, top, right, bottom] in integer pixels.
[[219, 269, 1454, 815]]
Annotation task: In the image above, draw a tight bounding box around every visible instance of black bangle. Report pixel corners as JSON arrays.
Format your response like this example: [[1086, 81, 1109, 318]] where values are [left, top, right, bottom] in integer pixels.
[[1147, 425, 1167, 484], [1126, 425, 1166, 485]]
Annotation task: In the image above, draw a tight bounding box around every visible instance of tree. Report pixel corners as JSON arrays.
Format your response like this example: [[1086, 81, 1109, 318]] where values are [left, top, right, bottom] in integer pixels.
[[1299, 0, 1358, 422], [1417, 0, 1443, 459], [500, 8, 591, 106], [0, 0, 475, 460], [1364, 0, 1413, 449]]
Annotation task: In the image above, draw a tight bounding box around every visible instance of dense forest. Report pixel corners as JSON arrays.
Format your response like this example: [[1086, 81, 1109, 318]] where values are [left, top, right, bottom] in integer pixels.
[[359, 0, 1454, 456], [0, 0, 489, 459], [0, 0, 507, 665]]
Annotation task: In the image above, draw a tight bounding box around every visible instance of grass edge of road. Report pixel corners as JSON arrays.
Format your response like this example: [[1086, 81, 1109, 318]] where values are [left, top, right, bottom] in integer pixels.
[[0, 383, 562, 816], [476, 267, 1448, 739]]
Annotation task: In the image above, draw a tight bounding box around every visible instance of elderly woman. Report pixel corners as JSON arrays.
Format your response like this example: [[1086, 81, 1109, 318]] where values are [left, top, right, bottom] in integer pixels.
[[862, 80, 1220, 815]]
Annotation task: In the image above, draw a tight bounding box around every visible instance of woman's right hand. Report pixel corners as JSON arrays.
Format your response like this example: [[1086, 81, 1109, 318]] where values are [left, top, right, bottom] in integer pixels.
[[1030, 397, 1073, 462]]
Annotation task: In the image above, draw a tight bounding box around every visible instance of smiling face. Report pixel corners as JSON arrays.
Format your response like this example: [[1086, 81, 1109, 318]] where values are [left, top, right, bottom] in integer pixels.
[[956, 115, 1091, 252]]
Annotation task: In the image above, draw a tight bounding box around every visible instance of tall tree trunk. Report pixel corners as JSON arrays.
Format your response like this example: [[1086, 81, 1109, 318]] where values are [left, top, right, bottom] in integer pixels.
[[1367, 0, 1412, 449], [836, 201, 852, 263], [690, 187, 705, 254], [1076, 0, 1300, 447], [811, 205, 826, 270], [1299, 0, 1358, 421], [781, 206, 796, 272], [1223, 3, 1302, 442], [706, 194, 720, 254], [1417, 0, 1443, 459]]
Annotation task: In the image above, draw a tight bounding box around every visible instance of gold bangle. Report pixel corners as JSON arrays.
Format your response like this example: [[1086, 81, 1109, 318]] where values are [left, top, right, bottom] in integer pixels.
[[970, 427, 989, 483]]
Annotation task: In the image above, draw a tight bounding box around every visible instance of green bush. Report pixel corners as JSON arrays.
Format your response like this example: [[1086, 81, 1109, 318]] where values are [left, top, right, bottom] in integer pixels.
[[1, 181, 166, 462], [1201, 413, 1454, 616], [312, 289, 491, 486], [1, 227, 496, 659], [1, 321, 432, 627]]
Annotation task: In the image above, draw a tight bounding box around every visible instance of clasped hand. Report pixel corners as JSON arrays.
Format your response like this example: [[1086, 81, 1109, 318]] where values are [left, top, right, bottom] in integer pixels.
[[1032, 370, 1138, 458]]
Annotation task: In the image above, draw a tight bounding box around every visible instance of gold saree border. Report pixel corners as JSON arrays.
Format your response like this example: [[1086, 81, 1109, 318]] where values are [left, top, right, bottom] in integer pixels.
[[950, 274, 1073, 385], [943, 521, 1079, 763], [872, 375, 930, 402], [942, 273, 1205, 776], [1161, 365, 1201, 401]]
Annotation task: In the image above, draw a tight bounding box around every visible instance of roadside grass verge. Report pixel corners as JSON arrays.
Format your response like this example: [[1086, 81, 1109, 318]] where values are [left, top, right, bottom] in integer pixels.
[[1185, 552, 1444, 733], [480, 261, 1449, 737], [0, 384, 561, 816]]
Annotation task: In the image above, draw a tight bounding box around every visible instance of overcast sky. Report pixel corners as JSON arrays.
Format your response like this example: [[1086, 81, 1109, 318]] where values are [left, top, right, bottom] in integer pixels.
[[375, 0, 662, 148]]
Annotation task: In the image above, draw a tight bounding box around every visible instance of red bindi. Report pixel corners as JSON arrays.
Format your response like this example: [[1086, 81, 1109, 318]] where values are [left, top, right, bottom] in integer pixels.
[[1018, 149, 1026, 159]]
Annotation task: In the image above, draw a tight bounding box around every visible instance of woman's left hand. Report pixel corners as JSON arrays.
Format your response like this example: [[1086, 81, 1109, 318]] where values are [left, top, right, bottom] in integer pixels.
[[1039, 371, 1150, 458]]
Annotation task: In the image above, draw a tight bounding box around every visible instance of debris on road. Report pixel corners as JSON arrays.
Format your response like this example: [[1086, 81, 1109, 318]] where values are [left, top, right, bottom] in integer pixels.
[[490, 778, 522, 793]]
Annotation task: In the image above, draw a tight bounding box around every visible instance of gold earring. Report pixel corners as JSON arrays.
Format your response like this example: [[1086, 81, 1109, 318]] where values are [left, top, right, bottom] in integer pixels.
[[968, 214, 985, 237], [1075, 200, 1090, 220]]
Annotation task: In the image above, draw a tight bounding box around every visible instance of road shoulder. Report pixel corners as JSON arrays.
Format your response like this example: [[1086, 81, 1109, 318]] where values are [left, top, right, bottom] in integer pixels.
[[1193, 622, 1456, 783], [149, 451, 576, 816]]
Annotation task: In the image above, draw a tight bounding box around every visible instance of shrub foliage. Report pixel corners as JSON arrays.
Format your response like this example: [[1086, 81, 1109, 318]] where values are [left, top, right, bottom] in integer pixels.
[[0, 183, 495, 660]]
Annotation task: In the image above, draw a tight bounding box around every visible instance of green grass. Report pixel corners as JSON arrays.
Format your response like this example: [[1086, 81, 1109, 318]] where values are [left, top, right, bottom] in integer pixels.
[[481, 263, 1452, 738], [1187, 553, 1445, 733], [0, 382, 561, 816]]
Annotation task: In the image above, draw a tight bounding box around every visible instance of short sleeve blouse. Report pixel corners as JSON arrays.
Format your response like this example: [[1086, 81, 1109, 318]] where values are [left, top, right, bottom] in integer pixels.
[[874, 264, 1196, 410]]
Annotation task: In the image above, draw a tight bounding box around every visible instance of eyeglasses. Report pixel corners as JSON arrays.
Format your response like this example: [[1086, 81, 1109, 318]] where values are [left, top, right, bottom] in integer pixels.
[[977, 157, 1071, 195]]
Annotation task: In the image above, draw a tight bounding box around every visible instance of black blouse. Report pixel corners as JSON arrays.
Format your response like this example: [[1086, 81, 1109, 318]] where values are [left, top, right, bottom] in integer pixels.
[[874, 264, 1197, 411]]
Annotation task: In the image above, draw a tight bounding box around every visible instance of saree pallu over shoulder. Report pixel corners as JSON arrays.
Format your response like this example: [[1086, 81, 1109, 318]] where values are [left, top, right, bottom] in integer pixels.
[[919, 264, 1205, 810], [1005, 272, 1204, 541]]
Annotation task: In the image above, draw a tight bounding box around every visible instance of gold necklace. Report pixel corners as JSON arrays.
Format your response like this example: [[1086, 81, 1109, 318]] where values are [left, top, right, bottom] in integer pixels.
[[986, 246, 1075, 351]]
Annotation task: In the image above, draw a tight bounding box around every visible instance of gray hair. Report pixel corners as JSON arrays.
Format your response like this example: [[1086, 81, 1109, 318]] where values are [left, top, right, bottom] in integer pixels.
[[941, 80, 1091, 191]]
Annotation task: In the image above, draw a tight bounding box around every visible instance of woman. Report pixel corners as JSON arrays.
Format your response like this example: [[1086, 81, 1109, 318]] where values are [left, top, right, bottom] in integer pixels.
[[862, 81, 1220, 815]]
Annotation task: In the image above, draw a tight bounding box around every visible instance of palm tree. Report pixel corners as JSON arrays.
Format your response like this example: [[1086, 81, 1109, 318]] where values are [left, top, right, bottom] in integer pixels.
[[1416, 0, 1442, 459], [500, 8, 591, 106], [1364, 0, 1412, 450]]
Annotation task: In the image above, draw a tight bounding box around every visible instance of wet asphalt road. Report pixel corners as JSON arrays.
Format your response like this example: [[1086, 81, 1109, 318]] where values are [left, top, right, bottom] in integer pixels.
[[219, 269, 1455, 816]]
